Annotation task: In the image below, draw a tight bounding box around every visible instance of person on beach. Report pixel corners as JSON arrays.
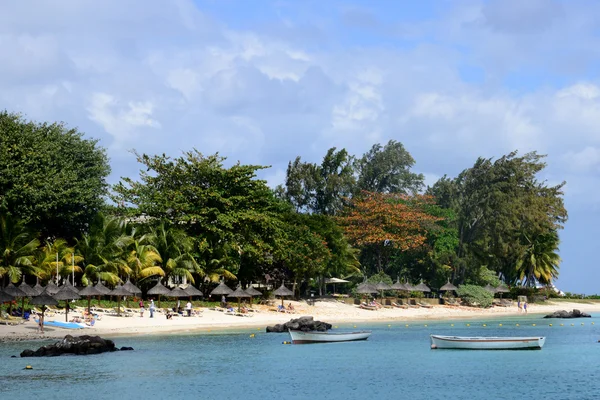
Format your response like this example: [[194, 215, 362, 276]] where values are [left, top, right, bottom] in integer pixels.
[[139, 299, 145, 317], [149, 299, 155, 318], [517, 300, 521, 312], [523, 302, 528, 313], [185, 301, 192, 316], [221, 295, 226, 308], [177, 299, 181, 313]]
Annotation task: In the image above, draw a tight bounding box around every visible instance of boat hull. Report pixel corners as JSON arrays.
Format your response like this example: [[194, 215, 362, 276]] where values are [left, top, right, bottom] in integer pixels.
[[430, 335, 545, 350], [289, 330, 371, 344]]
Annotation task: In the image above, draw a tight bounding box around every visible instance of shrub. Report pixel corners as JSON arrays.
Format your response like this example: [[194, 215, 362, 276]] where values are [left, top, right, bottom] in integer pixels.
[[456, 284, 494, 308]]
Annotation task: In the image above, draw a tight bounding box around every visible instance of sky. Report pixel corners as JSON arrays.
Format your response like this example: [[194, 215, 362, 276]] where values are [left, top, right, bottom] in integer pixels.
[[1, 0, 599, 293]]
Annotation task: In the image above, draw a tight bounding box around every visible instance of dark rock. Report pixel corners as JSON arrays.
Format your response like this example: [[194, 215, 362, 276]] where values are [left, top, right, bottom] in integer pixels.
[[266, 316, 332, 333], [120, 346, 134, 351], [543, 309, 591, 319], [19, 335, 127, 357]]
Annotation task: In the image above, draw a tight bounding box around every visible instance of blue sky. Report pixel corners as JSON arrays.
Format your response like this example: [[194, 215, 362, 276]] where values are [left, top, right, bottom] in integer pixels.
[[1, 0, 599, 293]]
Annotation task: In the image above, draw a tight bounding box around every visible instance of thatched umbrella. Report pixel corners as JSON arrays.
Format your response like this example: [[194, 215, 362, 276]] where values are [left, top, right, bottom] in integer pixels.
[[169, 287, 190, 313], [375, 281, 392, 303], [78, 285, 103, 315], [325, 277, 350, 295], [17, 280, 38, 318], [244, 284, 261, 307], [3, 283, 27, 316], [273, 283, 293, 307], [228, 285, 250, 312], [122, 279, 142, 296], [495, 283, 510, 298], [94, 281, 111, 295], [44, 281, 60, 295], [53, 285, 81, 322], [62, 281, 79, 293], [391, 279, 407, 291], [182, 284, 203, 298], [29, 291, 58, 333], [415, 282, 431, 293], [148, 281, 171, 308], [108, 285, 132, 317], [356, 282, 377, 304], [484, 284, 496, 294], [210, 282, 233, 306], [32, 281, 44, 296], [0, 289, 15, 315], [440, 280, 458, 292]]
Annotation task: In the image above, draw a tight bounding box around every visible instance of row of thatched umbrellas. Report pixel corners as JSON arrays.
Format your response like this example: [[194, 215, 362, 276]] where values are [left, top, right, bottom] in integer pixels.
[[356, 279, 510, 298], [209, 282, 294, 311]]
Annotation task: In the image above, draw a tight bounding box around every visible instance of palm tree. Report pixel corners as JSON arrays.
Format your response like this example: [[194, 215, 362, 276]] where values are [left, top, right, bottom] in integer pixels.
[[36, 238, 82, 284], [126, 228, 163, 284], [76, 214, 131, 286], [151, 222, 201, 285], [516, 232, 561, 287], [0, 213, 40, 284]]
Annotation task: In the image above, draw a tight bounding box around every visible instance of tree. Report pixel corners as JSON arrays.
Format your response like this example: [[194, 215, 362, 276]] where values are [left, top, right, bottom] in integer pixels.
[[0, 111, 110, 239], [355, 140, 424, 194], [337, 192, 442, 274], [0, 212, 40, 283], [113, 150, 285, 281], [516, 232, 561, 286], [150, 222, 200, 285], [125, 228, 163, 284]]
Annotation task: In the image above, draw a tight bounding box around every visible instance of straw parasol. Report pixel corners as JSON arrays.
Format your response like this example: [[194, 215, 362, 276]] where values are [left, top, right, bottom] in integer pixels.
[[182, 284, 203, 298], [3, 282, 27, 316], [415, 282, 431, 293], [391, 279, 407, 291], [32, 281, 44, 296], [108, 285, 132, 317], [78, 285, 103, 315], [210, 282, 234, 306], [495, 283, 510, 298], [169, 287, 190, 312], [440, 280, 458, 292], [147, 281, 171, 308], [94, 281, 111, 295], [0, 289, 15, 315], [244, 284, 261, 307], [62, 281, 80, 293], [53, 285, 81, 322], [228, 285, 251, 312], [375, 281, 392, 302], [29, 291, 59, 333], [484, 284, 496, 294], [122, 279, 142, 296], [17, 280, 38, 319], [44, 281, 60, 295], [273, 283, 293, 307]]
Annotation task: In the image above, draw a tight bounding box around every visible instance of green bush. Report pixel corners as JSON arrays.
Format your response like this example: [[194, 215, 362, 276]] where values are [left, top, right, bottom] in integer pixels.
[[456, 284, 494, 308]]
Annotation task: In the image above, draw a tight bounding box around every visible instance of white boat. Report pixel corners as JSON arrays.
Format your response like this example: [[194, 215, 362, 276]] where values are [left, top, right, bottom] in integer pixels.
[[430, 334, 545, 350], [288, 329, 372, 344]]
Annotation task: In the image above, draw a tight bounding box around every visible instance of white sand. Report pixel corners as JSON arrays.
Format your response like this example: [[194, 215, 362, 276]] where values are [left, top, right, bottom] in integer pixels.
[[2, 299, 599, 341]]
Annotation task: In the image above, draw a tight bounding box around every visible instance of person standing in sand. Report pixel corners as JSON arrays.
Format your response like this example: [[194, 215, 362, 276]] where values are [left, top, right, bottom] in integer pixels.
[[523, 302, 527, 313], [185, 301, 192, 316], [149, 299, 155, 318], [139, 299, 145, 317]]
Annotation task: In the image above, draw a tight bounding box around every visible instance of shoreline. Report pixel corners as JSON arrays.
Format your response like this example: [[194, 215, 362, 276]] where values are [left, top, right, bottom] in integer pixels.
[[2, 299, 599, 343]]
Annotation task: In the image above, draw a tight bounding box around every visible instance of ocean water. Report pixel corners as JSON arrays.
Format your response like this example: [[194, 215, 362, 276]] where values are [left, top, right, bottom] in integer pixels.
[[1, 313, 599, 400]]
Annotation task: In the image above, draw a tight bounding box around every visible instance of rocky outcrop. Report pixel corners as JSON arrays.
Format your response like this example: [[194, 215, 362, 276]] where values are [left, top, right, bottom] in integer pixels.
[[266, 316, 332, 333], [20, 335, 131, 357], [543, 309, 591, 319]]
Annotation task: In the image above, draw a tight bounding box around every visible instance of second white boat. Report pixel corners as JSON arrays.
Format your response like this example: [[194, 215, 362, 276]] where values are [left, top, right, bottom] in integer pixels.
[[430, 334, 545, 350], [289, 330, 372, 344]]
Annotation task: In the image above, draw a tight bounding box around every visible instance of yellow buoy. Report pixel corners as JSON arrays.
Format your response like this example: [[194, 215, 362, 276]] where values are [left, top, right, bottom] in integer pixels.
[[334, 326, 338, 329], [388, 324, 391, 327], [549, 324, 552, 327], [282, 341, 291, 345], [532, 324, 536, 326], [353, 325, 357, 328], [249, 334, 255, 338], [581, 323, 584, 326], [592, 322, 595, 325], [571, 324, 574, 326], [466, 324, 470, 327], [483, 324, 486, 327], [24, 365, 32, 370], [257, 328, 260, 330], [499, 324, 502, 327], [424, 324, 427, 327], [560, 323, 564, 326], [450, 324, 454, 327], [405, 324, 409, 327], [516, 324, 519, 327]]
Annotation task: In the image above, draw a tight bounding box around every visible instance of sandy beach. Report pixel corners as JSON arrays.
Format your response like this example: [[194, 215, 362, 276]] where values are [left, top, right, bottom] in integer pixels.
[[2, 299, 599, 342]]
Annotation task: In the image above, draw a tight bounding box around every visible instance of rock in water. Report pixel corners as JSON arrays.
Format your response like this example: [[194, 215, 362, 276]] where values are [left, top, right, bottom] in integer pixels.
[[20, 335, 131, 357], [543, 309, 591, 319], [266, 316, 332, 333]]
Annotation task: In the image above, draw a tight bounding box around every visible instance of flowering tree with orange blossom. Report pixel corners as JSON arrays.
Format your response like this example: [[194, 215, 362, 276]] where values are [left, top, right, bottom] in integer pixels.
[[337, 192, 444, 274]]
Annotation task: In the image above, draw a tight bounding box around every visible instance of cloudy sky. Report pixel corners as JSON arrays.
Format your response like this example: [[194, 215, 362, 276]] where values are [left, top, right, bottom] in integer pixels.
[[2, 0, 599, 293]]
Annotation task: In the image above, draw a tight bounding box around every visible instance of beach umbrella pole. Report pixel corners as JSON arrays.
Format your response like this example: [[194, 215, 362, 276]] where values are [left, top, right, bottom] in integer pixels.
[[65, 300, 69, 322], [21, 297, 25, 319]]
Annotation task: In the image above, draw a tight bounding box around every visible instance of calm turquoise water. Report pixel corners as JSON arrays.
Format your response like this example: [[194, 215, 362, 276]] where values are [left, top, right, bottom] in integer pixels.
[[1, 313, 599, 400]]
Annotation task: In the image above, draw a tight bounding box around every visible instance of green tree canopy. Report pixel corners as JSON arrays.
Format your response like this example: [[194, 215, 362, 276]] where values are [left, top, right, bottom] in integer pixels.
[[0, 111, 110, 239]]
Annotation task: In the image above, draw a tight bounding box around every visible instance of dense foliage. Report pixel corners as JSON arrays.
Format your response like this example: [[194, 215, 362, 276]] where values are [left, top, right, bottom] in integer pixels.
[[0, 112, 568, 299], [0, 111, 110, 239]]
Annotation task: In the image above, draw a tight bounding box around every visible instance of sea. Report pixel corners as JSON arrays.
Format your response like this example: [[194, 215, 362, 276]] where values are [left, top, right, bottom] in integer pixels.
[[0, 313, 599, 400]]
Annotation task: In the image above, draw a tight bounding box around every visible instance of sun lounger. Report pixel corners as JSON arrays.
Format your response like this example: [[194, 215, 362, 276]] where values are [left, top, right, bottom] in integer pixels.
[[359, 304, 379, 311], [391, 302, 409, 309], [417, 301, 433, 308]]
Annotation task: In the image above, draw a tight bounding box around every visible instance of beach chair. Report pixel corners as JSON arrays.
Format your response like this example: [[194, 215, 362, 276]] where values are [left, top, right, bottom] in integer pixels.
[[417, 301, 433, 308], [391, 301, 409, 309]]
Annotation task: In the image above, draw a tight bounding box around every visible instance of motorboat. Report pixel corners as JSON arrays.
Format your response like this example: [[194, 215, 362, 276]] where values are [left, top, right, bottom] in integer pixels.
[[430, 334, 545, 350], [288, 329, 371, 344]]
